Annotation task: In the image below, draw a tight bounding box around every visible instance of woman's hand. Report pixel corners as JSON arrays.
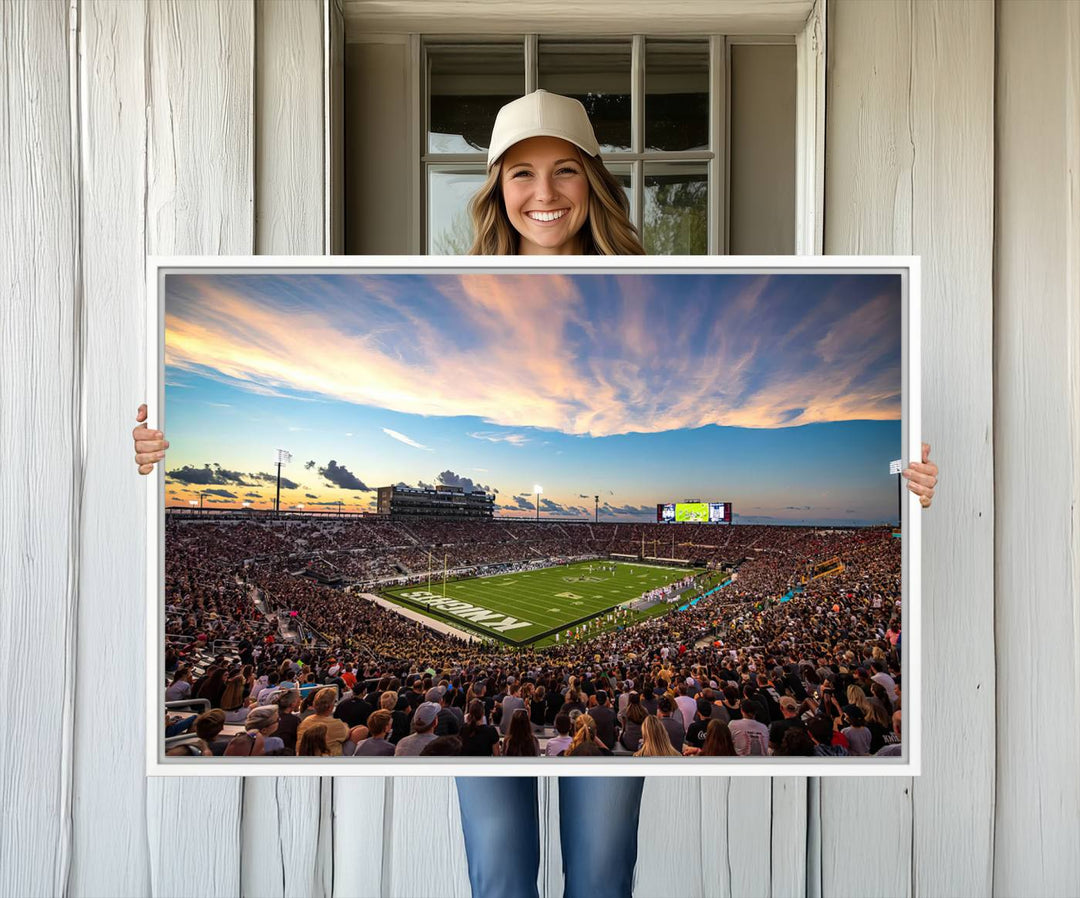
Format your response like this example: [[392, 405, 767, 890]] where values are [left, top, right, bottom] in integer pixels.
[[903, 442, 938, 509], [133, 403, 169, 474]]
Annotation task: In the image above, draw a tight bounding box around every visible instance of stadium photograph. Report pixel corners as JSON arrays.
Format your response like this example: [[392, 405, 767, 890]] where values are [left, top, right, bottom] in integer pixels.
[[157, 264, 910, 769]]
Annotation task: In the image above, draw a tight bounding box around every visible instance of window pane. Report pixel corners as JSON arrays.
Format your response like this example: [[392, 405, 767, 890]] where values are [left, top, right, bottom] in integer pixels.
[[428, 167, 487, 254], [428, 44, 524, 154], [538, 41, 631, 153], [645, 40, 709, 152], [643, 163, 707, 254]]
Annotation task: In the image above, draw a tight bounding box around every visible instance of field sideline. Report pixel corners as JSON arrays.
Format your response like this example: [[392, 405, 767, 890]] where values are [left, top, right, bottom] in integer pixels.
[[379, 560, 695, 646]]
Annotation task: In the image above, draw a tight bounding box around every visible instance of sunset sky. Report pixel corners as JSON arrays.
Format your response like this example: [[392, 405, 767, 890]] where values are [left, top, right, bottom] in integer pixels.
[[163, 270, 903, 525]]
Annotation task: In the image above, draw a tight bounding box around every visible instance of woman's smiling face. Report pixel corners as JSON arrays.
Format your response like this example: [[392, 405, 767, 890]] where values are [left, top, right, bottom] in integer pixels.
[[499, 136, 590, 255]]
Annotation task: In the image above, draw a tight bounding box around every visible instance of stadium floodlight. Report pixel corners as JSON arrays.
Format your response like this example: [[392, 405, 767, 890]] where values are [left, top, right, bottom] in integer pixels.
[[188, 500, 197, 508], [534, 485, 542, 523], [273, 448, 292, 515]]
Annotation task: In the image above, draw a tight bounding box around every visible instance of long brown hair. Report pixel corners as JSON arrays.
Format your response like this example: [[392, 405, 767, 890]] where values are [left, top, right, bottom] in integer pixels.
[[468, 151, 645, 256], [503, 708, 538, 756], [298, 723, 329, 757], [701, 719, 736, 757]]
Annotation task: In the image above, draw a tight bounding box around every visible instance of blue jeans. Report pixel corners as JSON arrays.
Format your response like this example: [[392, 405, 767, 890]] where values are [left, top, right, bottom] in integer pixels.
[[455, 776, 645, 898]]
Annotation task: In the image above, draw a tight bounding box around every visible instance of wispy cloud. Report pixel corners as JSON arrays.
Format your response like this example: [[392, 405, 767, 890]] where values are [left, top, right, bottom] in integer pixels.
[[468, 431, 530, 446], [382, 427, 432, 451]]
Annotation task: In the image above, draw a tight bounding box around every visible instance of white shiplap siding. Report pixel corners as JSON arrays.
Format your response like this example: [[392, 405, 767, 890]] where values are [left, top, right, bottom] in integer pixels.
[[1, 2, 1077, 898]]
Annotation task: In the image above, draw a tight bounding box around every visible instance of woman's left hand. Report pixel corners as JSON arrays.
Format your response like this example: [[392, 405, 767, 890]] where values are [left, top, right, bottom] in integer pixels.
[[902, 442, 938, 509]]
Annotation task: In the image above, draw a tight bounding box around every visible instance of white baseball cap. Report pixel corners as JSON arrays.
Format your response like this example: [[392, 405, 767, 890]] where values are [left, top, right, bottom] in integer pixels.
[[486, 90, 601, 169]]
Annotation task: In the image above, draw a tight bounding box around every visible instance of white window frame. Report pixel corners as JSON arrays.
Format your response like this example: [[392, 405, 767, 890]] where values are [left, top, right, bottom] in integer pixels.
[[398, 1, 825, 256]]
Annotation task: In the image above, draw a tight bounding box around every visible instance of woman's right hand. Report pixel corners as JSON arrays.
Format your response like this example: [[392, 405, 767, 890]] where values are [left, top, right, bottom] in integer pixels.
[[133, 403, 169, 474]]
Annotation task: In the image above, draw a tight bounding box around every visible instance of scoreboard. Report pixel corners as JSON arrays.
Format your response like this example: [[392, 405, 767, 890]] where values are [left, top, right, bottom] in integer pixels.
[[656, 502, 732, 524]]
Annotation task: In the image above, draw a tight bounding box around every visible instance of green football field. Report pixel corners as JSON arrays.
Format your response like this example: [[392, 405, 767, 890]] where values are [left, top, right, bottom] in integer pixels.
[[379, 560, 695, 646]]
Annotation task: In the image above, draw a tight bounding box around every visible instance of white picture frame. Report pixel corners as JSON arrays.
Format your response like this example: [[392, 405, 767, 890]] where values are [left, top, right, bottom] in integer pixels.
[[146, 254, 920, 777]]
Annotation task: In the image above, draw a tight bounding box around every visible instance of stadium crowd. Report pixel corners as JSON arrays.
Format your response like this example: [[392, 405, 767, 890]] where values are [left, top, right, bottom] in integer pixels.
[[164, 518, 903, 761]]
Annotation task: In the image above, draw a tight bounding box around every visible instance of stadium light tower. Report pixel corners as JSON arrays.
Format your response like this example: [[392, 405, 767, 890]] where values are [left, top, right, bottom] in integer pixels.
[[534, 484, 542, 523], [274, 448, 292, 515], [594, 495, 599, 523]]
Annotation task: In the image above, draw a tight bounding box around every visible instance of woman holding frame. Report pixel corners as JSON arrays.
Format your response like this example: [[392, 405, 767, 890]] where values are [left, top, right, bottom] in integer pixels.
[[133, 90, 938, 898]]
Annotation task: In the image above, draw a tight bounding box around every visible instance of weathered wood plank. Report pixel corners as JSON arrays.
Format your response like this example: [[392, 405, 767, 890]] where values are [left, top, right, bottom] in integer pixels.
[[994, 2, 1080, 894], [71, 1, 153, 894], [822, 4, 997, 897], [242, 2, 329, 894], [332, 779, 388, 898], [384, 777, 471, 898], [145, 2, 255, 895], [771, 777, 808, 898], [635, 777, 707, 898], [697, 779, 775, 898], [820, 4, 915, 895], [255, 0, 324, 255], [908, 3, 995, 896], [0, 2, 78, 894]]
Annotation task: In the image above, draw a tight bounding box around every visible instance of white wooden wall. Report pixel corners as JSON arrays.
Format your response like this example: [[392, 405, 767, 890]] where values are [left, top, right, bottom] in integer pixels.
[[1, 1, 1077, 896]]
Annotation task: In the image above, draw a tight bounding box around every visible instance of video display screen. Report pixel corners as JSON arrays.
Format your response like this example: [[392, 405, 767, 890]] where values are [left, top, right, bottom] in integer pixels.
[[656, 502, 732, 523]]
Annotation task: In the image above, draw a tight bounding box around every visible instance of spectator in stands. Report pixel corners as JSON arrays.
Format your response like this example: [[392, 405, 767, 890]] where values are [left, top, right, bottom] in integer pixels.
[[587, 690, 617, 750], [380, 691, 410, 745], [684, 700, 715, 753], [165, 667, 193, 703], [698, 719, 737, 757], [394, 702, 440, 756], [808, 717, 848, 757], [334, 683, 372, 730], [530, 685, 548, 729], [656, 696, 685, 751], [620, 693, 647, 752], [274, 689, 302, 753], [729, 701, 770, 757], [777, 727, 815, 757], [876, 710, 903, 757], [562, 714, 607, 757], [496, 681, 525, 735], [298, 723, 331, 757], [218, 666, 247, 712], [255, 672, 281, 706], [546, 713, 573, 757], [429, 686, 464, 735], [674, 683, 697, 731], [296, 688, 349, 757], [720, 684, 741, 721], [459, 700, 501, 757], [503, 708, 540, 757], [768, 696, 807, 754], [420, 735, 463, 757], [634, 716, 680, 758], [225, 705, 284, 757], [699, 687, 730, 724], [194, 709, 227, 756], [841, 705, 872, 756], [350, 710, 395, 757]]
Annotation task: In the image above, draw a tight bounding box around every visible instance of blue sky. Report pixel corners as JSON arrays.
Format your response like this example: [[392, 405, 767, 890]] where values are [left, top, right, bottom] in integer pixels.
[[164, 271, 902, 524]]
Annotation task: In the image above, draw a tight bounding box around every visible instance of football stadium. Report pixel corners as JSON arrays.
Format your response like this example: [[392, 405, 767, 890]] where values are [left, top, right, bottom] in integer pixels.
[[163, 502, 903, 761]]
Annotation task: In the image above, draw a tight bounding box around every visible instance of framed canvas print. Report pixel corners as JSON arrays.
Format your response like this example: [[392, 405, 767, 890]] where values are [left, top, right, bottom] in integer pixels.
[[146, 255, 920, 776]]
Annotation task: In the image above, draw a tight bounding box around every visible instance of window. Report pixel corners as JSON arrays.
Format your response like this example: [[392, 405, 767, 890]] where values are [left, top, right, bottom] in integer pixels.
[[421, 35, 795, 256]]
